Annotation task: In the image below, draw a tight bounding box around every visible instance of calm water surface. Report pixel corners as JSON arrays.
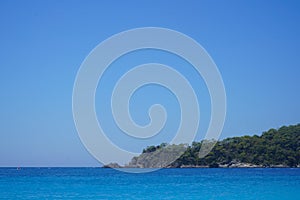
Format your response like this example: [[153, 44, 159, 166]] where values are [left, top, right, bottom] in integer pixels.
[[0, 168, 299, 199]]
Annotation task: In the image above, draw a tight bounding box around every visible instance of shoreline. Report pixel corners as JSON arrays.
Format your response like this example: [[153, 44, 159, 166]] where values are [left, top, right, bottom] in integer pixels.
[[103, 163, 300, 169]]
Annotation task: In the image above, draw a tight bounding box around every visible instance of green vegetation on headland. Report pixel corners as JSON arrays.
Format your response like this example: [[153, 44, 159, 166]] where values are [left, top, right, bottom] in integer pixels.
[[104, 124, 300, 168]]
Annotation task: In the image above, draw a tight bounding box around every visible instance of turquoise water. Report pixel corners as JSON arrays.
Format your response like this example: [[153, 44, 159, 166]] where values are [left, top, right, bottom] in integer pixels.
[[0, 168, 299, 199]]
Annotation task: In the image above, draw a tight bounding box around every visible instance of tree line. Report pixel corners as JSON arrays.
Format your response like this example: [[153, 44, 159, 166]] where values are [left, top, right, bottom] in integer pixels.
[[141, 124, 300, 167]]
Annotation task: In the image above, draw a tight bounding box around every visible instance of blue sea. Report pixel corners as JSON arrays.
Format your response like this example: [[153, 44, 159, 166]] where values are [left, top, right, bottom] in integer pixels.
[[0, 168, 299, 199]]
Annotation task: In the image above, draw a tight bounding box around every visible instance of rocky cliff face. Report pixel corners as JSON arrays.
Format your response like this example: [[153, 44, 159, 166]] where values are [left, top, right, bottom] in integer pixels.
[[103, 163, 123, 168], [125, 144, 187, 168]]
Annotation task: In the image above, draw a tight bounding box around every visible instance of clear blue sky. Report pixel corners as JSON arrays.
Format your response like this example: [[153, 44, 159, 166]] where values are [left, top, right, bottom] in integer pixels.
[[0, 0, 299, 167]]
